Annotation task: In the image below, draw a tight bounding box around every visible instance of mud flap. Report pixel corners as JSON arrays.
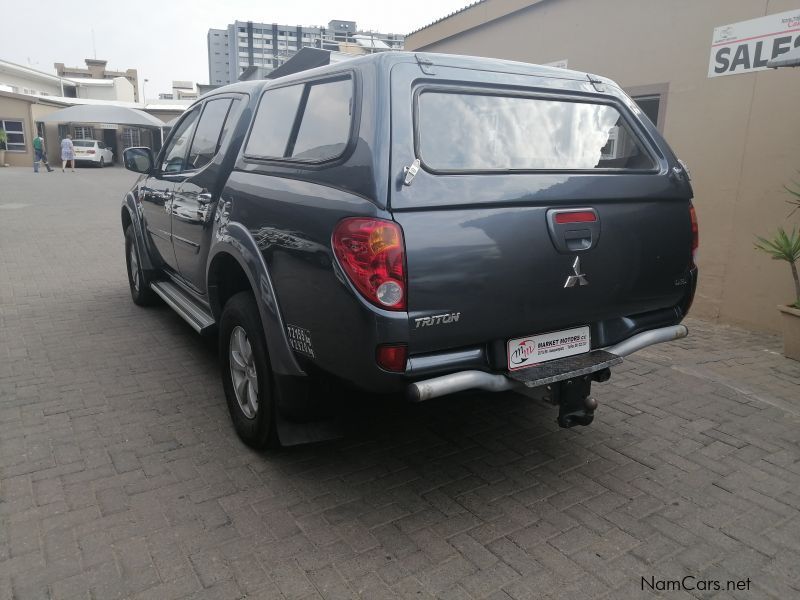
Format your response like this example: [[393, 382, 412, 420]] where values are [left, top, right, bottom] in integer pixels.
[[273, 374, 344, 446]]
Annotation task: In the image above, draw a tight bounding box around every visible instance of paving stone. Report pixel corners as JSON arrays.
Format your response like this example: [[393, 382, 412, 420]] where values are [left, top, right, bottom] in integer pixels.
[[1, 167, 799, 598]]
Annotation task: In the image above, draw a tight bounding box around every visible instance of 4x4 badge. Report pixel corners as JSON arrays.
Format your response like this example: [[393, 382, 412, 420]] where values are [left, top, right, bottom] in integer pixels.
[[564, 256, 589, 288]]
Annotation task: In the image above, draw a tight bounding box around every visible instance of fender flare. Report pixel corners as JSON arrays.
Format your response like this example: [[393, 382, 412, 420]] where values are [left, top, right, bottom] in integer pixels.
[[207, 222, 305, 377], [121, 192, 155, 272]]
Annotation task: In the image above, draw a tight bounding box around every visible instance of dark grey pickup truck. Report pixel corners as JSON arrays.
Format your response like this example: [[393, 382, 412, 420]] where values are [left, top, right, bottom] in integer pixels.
[[121, 52, 698, 448]]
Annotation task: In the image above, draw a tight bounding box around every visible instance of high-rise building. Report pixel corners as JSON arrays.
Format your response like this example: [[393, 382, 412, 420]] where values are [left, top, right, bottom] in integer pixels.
[[207, 20, 404, 85]]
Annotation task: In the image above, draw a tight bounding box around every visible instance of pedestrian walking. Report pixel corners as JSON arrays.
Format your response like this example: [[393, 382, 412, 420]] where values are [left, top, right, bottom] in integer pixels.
[[33, 133, 54, 173], [61, 135, 76, 172]]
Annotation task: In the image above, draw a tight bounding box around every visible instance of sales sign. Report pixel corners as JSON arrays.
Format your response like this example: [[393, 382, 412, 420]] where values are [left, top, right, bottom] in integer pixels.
[[708, 9, 800, 77]]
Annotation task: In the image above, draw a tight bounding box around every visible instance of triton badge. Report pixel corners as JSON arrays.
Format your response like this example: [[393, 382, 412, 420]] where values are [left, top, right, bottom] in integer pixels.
[[564, 256, 589, 288], [414, 312, 461, 328]]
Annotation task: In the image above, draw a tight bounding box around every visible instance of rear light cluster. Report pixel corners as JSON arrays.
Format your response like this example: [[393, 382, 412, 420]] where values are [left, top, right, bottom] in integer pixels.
[[689, 203, 699, 267], [332, 217, 407, 310]]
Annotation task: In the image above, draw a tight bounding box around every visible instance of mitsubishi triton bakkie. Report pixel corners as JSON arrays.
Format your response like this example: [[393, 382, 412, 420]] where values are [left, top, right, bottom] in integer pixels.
[[121, 52, 698, 448]]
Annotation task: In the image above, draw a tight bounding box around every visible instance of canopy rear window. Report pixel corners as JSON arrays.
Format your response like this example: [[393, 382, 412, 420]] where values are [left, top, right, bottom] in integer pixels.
[[416, 90, 656, 172], [73, 140, 96, 147]]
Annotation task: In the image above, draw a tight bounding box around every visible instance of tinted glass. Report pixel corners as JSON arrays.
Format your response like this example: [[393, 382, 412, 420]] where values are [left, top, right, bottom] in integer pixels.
[[187, 98, 232, 170], [162, 108, 200, 173], [73, 140, 94, 147], [291, 78, 352, 160], [217, 99, 241, 149], [417, 92, 655, 171], [245, 85, 303, 158]]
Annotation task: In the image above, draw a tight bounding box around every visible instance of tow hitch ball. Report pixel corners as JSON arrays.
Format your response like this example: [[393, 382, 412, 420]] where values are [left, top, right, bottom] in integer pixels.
[[552, 369, 610, 428]]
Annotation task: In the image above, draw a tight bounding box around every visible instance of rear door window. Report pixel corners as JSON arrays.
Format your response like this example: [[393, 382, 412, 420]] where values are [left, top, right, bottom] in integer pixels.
[[417, 90, 655, 172], [245, 76, 353, 162], [290, 79, 352, 160], [244, 85, 303, 159], [187, 98, 233, 170]]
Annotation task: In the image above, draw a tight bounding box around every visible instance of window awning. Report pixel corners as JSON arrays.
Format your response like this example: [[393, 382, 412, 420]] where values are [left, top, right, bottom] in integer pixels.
[[39, 104, 166, 128]]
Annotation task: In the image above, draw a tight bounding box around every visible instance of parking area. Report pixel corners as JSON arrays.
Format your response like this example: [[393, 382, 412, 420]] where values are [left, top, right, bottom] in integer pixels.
[[1, 166, 800, 599]]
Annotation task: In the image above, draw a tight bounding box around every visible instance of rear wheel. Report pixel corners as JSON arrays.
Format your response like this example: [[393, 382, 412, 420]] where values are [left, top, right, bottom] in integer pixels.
[[100, 157, 105, 168], [220, 292, 277, 449], [124, 225, 158, 306]]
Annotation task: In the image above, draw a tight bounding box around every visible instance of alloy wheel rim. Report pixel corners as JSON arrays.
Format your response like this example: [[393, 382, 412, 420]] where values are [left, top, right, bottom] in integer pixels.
[[129, 246, 140, 292], [229, 325, 259, 419]]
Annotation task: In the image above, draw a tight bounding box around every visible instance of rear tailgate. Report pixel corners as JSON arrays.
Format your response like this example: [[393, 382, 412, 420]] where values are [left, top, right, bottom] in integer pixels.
[[389, 60, 694, 360]]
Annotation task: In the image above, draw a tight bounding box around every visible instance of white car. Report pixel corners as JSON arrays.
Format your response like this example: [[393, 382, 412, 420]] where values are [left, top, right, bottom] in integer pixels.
[[73, 139, 114, 167]]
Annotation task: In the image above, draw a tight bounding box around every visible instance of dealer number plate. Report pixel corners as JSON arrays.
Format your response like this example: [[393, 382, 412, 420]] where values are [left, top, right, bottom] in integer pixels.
[[507, 326, 591, 371]]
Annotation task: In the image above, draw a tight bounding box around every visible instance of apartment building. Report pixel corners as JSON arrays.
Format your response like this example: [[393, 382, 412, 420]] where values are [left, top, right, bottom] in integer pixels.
[[207, 19, 404, 85]]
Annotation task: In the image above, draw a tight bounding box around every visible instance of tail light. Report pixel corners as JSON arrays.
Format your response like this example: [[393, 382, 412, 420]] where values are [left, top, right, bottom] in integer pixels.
[[333, 217, 407, 310], [376, 344, 407, 372], [689, 203, 699, 267], [87, 150, 95, 154]]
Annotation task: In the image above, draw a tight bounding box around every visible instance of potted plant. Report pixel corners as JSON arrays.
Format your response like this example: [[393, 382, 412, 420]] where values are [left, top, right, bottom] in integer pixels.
[[0, 128, 7, 167], [755, 227, 800, 360]]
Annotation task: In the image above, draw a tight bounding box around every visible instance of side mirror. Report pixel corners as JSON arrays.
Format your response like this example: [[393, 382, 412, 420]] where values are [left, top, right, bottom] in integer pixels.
[[123, 147, 154, 174]]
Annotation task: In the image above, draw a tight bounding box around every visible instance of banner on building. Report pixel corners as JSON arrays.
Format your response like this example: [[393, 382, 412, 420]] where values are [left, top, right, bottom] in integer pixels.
[[708, 9, 800, 77]]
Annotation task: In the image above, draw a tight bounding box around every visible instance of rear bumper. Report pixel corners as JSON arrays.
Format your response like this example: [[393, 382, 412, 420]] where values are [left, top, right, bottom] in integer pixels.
[[408, 324, 687, 402]]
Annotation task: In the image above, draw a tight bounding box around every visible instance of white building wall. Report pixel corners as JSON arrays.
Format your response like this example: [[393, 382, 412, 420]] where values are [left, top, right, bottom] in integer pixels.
[[0, 69, 67, 97], [74, 77, 134, 102], [112, 77, 135, 102]]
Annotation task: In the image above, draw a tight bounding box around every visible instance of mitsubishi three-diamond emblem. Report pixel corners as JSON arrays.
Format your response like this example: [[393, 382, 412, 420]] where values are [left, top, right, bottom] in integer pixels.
[[564, 256, 589, 288]]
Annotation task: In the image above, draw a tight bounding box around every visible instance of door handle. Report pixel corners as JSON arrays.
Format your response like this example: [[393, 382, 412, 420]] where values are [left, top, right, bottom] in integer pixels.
[[564, 229, 592, 252], [196, 192, 214, 224]]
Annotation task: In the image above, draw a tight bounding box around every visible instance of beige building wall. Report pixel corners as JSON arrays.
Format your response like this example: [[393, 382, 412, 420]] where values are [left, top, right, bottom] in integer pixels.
[[0, 94, 35, 167], [406, 0, 800, 333], [1, 95, 73, 167], [30, 103, 65, 162]]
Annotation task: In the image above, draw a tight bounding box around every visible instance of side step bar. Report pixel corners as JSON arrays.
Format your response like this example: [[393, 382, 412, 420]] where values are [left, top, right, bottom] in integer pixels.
[[408, 324, 688, 402], [150, 281, 216, 334]]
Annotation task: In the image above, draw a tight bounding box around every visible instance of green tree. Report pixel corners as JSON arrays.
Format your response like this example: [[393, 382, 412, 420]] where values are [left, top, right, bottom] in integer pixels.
[[754, 228, 800, 308]]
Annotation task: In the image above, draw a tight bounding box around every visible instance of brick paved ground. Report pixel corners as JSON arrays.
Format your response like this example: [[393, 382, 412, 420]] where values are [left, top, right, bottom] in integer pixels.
[[1, 166, 800, 600]]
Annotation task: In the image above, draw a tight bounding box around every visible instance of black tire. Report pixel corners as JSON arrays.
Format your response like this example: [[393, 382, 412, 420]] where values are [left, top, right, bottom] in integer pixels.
[[124, 225, 158, 306], [220, 292, 278, 449], [99, 157, 105, 168]]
